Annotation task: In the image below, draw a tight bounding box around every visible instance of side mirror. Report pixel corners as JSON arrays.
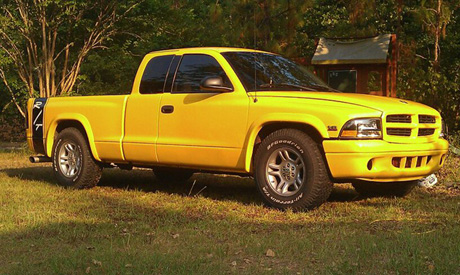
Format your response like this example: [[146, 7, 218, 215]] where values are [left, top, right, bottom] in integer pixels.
[[200, 76, 233, 93]]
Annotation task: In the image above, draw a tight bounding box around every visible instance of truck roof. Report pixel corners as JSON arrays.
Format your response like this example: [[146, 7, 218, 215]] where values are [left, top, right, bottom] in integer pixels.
[[147, 47, 275, 55]]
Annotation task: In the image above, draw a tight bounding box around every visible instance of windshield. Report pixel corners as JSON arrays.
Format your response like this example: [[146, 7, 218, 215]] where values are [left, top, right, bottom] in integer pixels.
[[222, 51, 332, 92]]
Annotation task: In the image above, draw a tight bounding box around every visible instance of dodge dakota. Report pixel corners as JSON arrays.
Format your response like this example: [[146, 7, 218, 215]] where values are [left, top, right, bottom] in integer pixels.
[[26, 47, 449, 210]]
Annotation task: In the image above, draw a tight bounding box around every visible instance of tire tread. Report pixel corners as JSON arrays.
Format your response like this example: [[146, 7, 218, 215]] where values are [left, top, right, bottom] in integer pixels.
[[254, 128, 333, 210], [52, 127, 102, 189]]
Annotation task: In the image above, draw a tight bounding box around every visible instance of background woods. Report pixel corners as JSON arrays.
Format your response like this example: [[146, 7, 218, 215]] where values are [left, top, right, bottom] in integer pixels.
[[0, 0, 140, 112], [0, 0, 459, 139]]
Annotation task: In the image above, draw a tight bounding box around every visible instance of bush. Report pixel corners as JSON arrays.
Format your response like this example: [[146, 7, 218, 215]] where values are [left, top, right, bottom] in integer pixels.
[[0, 116, 25, 142], [436, 132, 460, 188]]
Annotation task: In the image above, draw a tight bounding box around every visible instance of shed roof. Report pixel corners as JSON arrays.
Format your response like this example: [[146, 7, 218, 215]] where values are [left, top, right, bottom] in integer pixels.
[[311, 34, 392, 65]]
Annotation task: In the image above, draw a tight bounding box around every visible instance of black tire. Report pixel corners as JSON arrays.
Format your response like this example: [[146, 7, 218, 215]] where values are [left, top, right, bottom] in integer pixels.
[[352, 180, 417, 197], [153, 167, 194, 182], [52, 127, 102, 189], [254, 129, 333, 211]]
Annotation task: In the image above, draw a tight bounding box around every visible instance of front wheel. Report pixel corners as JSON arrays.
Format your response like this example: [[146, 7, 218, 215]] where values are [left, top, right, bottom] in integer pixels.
[[254, 129, 333, 211], [52, 127, 102, 188], [352, 180, 417, 197]]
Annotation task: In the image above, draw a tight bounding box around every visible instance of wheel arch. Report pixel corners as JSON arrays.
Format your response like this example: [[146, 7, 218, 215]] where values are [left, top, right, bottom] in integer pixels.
[[45, 114, 100, 161], [244, 115, 329, 173]]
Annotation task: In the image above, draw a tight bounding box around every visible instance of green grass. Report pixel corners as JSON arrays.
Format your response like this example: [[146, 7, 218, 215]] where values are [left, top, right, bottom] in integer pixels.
[[0, 149, 459, 274]]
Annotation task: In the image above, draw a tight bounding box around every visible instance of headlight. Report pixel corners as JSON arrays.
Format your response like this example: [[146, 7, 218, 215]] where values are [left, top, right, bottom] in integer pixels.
[[339, 118, 382, 139]]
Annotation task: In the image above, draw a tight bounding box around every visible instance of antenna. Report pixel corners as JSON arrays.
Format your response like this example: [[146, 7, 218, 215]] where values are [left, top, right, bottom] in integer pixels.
[[253, 2, 258, 103]]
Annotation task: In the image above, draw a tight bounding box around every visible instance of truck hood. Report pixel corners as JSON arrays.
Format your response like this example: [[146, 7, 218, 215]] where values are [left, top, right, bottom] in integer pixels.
[[249, 91, 439, 115]]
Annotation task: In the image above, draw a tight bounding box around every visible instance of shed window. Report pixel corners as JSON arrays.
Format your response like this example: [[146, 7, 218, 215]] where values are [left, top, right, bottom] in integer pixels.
[[328, 70, 357, 93], [367, 71, 382, 93]]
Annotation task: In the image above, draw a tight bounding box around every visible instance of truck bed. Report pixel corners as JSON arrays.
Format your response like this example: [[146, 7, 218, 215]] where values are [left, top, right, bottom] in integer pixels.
[[42, 95, 129, 161]]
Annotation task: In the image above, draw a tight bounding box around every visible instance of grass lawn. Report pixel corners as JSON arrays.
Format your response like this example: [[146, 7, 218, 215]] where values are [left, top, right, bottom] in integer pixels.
[[0, 149, 459, 274]]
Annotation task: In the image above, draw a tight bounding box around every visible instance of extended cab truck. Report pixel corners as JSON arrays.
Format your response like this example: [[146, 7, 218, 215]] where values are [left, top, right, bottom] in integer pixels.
[[26, 47, 449, 210]]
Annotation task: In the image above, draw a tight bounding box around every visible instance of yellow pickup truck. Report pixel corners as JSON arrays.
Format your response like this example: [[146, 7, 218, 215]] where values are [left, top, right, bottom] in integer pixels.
[[26, 47, 448, 210]]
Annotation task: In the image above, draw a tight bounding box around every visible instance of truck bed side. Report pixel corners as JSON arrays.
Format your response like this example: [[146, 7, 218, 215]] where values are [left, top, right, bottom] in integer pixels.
[[38, 95, 129, 162]]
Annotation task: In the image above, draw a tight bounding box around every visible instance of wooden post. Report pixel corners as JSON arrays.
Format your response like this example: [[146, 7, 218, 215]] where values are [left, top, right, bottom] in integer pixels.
[[391, 34, 398, 97], [385, 68, 390, 96]]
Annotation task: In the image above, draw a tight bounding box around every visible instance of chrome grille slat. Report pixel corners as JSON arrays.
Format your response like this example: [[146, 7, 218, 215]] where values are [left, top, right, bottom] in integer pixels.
[[419, 115, 436, 124], [387, 128, 411, 136], [386, 115, 411, 123], [418, 128, 435, 136]]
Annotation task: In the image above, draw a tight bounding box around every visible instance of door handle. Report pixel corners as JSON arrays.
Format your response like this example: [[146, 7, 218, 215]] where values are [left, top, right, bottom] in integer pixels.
[[161, 105, 174, 114]]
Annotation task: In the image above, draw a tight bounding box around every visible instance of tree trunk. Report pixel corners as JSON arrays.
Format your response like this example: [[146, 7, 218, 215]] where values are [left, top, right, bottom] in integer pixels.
[[433, 0, 442, 69], [0, 0, 139, 119]]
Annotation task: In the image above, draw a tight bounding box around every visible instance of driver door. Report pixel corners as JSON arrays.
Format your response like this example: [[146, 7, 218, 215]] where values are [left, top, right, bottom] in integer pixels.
[[156, 53, 249, 171]]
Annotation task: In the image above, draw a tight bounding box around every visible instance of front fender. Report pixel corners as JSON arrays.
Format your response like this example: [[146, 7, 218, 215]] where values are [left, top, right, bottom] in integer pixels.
[[45, 113, 101, 161], [243, 113, 329, 173]]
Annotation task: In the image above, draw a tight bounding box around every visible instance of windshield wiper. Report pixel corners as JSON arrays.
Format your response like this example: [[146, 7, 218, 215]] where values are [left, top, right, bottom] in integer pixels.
[[258, 83, 317, 91], [307, 83, 340, 92]]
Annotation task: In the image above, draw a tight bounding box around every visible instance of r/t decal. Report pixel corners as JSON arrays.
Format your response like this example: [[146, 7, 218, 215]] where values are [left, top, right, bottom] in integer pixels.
[[32, 98, 47, 139], [33, 101, 43, 109], [33, 110, 43, 131]]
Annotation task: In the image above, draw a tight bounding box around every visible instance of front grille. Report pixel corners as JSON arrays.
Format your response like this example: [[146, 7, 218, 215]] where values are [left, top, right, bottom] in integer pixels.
[[386, 115, 412, 123], [418, 128, 435, 136], [384, 114, 439, 141], [419, 115, 436, 124], [387, 128, 411, 136]]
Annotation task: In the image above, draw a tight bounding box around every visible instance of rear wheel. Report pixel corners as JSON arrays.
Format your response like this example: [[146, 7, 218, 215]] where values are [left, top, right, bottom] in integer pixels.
[[153, 167, 194, 182], [52, 127, 102, 188], [352, 180, 417, 197], [254, 129, 333, 211]]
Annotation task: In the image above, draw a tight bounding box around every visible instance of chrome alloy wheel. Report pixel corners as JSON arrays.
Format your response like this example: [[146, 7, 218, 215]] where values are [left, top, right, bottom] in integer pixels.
[[58, 141, 81, 178], [265, 148, 306, 196]]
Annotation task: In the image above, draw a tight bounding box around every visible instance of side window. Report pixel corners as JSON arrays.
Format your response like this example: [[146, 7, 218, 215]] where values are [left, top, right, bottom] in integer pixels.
[[173, 54, 232, 93], [139, 55, 174, 94]]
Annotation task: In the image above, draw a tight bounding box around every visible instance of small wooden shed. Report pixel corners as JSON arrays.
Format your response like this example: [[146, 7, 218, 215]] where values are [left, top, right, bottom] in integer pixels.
[[311, 34, 397, 97]]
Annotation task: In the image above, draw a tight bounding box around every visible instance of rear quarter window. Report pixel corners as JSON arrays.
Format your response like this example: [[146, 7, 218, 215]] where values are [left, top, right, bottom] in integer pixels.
[[139, 55, 174, 94]]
